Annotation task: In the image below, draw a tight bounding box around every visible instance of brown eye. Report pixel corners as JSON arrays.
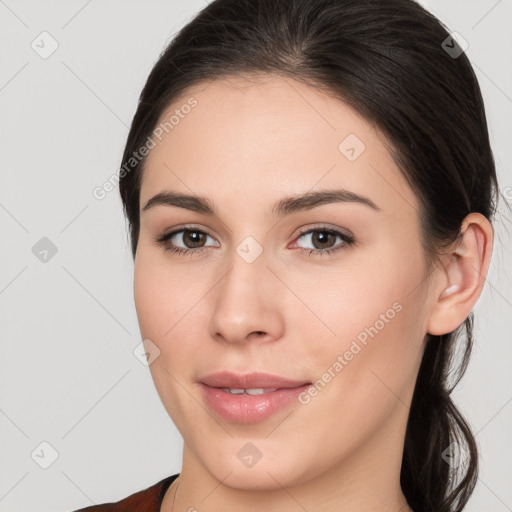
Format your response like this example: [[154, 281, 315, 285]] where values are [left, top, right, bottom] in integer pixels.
[[294, 227, 355, 257], [181, 230, 207, 248], [155, 226, 219, 255], [310, 230, 337, 250]]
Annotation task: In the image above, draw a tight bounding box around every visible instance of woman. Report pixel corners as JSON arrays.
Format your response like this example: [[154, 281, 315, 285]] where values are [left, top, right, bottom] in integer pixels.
[[73, 0, 499, 510]]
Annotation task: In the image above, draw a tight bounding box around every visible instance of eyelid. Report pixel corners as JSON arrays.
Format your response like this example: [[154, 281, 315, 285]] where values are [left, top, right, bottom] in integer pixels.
[[292, 223, 354, 241], [157, 223, 351, 241], [156, 224, 219, 245], [155, 222, 355, 256]]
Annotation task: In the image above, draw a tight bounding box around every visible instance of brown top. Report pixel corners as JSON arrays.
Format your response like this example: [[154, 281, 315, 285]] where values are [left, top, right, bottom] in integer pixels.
[[71, 473, 180, 512]]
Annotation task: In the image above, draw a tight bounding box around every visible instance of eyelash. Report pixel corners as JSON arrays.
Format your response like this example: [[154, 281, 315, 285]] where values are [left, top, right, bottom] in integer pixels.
[[154, 224, 355, 258]]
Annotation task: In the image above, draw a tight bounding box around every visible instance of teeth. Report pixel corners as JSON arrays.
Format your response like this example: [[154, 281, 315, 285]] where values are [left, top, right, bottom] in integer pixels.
[[246, 388, 278, 395], [221, 387, 279, 395]]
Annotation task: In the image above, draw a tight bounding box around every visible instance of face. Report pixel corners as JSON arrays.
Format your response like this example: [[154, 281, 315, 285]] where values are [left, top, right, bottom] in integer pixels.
[[134, 74, 434, 490]]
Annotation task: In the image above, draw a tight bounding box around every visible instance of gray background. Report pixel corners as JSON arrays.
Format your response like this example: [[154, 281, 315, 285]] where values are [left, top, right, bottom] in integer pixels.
[[0, 1, 511, 511]]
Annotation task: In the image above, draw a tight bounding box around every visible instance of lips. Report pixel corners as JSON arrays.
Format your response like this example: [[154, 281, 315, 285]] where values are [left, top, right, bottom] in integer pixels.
[[199, 371, 311, 389], [198, 371, 313, 423]]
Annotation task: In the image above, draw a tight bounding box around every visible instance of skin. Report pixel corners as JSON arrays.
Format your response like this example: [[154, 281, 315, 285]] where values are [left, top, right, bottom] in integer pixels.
[[133, 74, 493, 512]]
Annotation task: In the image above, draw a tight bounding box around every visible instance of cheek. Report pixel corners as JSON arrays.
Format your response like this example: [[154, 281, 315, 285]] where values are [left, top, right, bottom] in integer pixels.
[[134, 252, 205, 430], [133, 259, 169, 342], [134, 249, 200, 343], [133, 250, 215, 389], [297, 246, 427, 420], [291, 299, 424, 473], [301, 256, 423, 364]]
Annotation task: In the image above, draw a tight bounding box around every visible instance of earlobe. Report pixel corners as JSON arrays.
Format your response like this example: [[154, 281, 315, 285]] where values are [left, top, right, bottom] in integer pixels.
[[427, 212, 493, 336]]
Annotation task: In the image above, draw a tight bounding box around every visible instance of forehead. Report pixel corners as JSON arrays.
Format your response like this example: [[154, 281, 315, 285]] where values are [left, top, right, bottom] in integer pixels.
[[140, 74, 418, 218]]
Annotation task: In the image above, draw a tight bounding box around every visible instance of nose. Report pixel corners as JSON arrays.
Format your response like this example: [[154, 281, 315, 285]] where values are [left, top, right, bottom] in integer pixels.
[[208, 249, 285, 346]]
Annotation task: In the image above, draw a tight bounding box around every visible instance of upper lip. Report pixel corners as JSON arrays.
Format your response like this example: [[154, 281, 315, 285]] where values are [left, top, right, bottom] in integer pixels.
[[199, 371, 311, 389]]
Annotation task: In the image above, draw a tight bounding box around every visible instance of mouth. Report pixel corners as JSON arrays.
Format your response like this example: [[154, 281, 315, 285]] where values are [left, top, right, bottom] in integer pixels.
[[216, 387, 282, 395], [198, 371, 313, 424], [199, 370, 312, 389]]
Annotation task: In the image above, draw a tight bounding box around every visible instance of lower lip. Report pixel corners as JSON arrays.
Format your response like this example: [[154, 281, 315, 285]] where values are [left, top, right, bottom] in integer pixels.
[[199, 383, 311, 424]]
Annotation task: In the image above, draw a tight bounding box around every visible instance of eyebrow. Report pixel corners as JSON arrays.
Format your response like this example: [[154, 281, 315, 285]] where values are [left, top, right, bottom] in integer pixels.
[[142, 188, 381, 217]]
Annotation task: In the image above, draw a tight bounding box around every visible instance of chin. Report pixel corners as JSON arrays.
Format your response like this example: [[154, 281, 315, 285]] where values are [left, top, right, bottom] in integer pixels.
[[199, 447, 311, 492]]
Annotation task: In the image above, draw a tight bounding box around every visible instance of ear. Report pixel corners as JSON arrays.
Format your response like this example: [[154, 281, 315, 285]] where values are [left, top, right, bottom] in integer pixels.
[[427, 212, 494, 336]]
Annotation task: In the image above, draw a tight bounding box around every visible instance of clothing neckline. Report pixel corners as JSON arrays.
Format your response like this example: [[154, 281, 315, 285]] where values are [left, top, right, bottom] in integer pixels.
[[157, 472, 180, 507]]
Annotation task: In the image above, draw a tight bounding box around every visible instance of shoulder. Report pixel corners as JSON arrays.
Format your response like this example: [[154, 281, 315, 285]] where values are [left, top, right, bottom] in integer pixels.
[[69, 473, 179, 512]]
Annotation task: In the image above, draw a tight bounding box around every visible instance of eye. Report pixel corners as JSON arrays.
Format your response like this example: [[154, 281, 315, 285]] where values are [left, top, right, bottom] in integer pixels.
[[155, 226, 218, 256], [155, 224, 355, 258], [293, 226, 355, 257]]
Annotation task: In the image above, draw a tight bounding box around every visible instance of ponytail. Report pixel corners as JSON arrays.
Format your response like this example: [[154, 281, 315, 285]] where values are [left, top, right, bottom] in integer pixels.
[[402, 315, 479, 512]]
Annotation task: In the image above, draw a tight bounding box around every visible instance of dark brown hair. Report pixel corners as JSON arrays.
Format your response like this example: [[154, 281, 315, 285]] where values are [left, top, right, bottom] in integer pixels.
[[119, 1, 500, 510]]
